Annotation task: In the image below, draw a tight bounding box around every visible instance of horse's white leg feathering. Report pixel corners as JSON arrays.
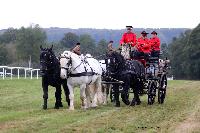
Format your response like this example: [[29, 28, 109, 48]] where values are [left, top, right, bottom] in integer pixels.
[[80, 84, 88, 109], [68, 83, 75, 110]]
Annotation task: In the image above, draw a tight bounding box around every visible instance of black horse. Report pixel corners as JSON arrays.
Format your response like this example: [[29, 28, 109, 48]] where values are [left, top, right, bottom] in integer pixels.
[[106, 52, 145, 107], [40, 45, 70, 109]]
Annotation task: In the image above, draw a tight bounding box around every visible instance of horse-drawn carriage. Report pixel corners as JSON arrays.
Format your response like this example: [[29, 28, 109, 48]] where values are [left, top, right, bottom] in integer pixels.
[[39, 44, 169, 110], [100, 45, 169, 106]]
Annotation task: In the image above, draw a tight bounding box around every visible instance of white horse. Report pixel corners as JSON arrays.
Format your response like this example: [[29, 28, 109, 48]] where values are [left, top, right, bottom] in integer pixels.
[[60, 51, 103, 110]]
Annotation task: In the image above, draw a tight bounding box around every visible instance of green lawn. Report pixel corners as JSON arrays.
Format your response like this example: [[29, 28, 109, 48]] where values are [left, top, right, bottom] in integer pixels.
[[0, 79, 200, 133]]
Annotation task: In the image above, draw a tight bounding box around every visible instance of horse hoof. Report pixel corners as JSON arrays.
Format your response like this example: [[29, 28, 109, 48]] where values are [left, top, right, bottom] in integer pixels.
[[136, 101, 141, 105], [122, 99, 130, 105], [115, 101, 120, 107], [59, 103, 63, 107], [54, 106, 59, 109], [91, 104, 98, 108], [43, 105, 47, 110], [103, 101, 107, 105], [81, 106, 89, 110], [130, 101, 135, 106], [69, 107, 74, 110]]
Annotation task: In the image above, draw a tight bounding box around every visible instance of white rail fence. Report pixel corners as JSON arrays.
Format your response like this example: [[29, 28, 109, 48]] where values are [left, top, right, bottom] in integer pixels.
[[0, 66, 40, 80]]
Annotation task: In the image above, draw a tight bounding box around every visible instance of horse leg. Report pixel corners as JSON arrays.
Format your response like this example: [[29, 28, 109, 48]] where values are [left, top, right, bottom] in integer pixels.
[[68, 84, 75, 110], [87, 84, 97, 108], [102, 84, 108, 105], [107, 84, 112, 103], [96, 76, 104, 105], [113, 84, 120, 107], [42, 83, 48, 110], [135, 81, 141, 105], [121, 77, 131, 105], [80, 84, 88, 109], [85, 84, 92, 108], [131, 80, 141, 106], [121, 84, 130, 105], [62, 80, 70, 106], [54, 85, 62, 109]]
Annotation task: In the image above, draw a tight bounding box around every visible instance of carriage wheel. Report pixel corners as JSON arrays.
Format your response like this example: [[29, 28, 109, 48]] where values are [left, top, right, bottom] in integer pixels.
[[148, 81, 156, 105], [158, 74, 167, 104]]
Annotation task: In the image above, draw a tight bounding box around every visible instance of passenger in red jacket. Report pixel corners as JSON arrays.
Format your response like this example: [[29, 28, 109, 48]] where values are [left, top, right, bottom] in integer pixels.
[[136, 31, 151, 55], [150, 31, 160, 57], [134, 31, 150, 66], [120, 26, 137, 47]]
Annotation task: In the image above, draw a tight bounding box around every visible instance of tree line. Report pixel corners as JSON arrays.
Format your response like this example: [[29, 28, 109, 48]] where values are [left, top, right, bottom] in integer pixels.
[[0, 24, 108, 68], [167, 24, 200, 80]]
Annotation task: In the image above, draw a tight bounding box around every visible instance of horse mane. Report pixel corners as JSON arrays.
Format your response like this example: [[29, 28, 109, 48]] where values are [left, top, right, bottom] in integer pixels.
[[111, 52, 126, 67]]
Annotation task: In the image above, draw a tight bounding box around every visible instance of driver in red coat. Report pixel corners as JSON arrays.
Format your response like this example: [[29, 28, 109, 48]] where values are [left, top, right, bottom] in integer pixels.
[[119, 26, 137, 47]]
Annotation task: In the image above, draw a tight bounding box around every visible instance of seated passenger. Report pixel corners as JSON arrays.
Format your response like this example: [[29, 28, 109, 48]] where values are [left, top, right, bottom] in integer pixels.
[[107, 40, 115, 54], [135, 31, 151, 60], [150, 31, 160, 58]]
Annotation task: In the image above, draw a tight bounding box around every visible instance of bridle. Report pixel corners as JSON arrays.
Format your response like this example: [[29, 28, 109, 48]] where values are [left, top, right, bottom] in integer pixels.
[[40, 51, 55, 72], [60, 55, 72, 73]]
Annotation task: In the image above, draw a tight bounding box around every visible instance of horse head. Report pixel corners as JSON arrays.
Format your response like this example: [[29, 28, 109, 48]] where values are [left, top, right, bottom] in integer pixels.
[[39, 45, 55, 76], [60, 51, 72, 79], [106, 52, 125, 75]]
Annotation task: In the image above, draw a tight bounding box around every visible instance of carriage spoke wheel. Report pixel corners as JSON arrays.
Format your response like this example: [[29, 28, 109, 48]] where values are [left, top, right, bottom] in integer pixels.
[[148, 81, 156, 105], [158, 74, 167, 104]]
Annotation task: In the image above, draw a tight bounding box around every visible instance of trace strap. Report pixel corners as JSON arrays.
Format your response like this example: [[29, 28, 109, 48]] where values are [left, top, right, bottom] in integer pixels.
[[69, 72, 97, 77]]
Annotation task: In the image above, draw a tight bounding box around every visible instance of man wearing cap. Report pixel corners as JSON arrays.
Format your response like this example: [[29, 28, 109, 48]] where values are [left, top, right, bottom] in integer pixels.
[[119, 26, 137, 59], [150, 31, 160, 57], [107, 40, 115, 54], [71, 42, 81, 55], [120, 26, 137, 47]]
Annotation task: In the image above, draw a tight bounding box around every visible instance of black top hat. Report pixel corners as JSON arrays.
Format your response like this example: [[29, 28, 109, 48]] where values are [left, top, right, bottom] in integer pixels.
[[76, 42, 80, 45], [141, 31, 149, 34], [109, 40, 113, 43], [151, 31, 157, 35], [126, 26, 133, 29]]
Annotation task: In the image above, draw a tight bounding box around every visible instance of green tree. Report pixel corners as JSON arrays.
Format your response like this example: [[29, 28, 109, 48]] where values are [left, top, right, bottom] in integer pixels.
[[80, 34, 96, 55], [96, 39, 107, 55], [160, 43, 169, 59], [168, 29, 195, 79], [0, 44, 10, 65], [60, 32, 79, 48], [185, 24, 200, 79], [16, 24, 46, 63], [0, 28, 17, 44]]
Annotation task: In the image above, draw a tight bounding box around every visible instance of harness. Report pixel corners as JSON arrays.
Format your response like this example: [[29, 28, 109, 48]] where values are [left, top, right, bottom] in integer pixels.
[[60, 55, 98, 78]]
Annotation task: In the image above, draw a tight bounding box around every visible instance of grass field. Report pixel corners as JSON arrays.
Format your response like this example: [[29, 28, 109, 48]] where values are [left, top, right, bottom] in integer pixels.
[[0, 79, 200, 133]]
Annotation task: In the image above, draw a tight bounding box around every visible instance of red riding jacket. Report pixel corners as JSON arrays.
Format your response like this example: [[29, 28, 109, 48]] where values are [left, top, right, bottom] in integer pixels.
[[136, 36, 151, 53], [150, 36, 160, 51], [120, 32, 137, 47]]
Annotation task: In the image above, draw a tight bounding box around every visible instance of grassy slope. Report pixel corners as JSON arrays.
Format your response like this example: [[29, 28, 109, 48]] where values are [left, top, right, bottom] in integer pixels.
[[0, 79, 200, 133]]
